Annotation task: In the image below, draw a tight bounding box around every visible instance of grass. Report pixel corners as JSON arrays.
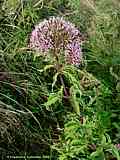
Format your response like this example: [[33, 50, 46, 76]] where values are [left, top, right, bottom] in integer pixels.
[[0, 0, 120, 159]]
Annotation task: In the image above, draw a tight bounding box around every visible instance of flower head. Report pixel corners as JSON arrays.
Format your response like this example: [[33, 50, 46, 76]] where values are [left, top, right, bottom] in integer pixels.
[[29, 17, 84, 65]]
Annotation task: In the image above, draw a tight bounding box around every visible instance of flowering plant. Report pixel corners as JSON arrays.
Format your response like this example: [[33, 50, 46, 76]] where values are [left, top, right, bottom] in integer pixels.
[[29, 17, 85, 114], [29, 17, 84, 66]]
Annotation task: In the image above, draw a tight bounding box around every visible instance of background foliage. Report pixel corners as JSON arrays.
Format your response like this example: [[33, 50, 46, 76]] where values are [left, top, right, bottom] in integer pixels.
[[0, 0, 120, 159]]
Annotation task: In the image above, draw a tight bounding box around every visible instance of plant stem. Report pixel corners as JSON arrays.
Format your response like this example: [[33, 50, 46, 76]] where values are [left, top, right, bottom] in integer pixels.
[[59, 75, 69, 97], [53, 48, 69, 97]]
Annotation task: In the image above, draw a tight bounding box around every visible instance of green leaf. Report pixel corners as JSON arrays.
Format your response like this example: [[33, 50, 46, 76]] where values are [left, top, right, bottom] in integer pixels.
[[52, 72, 60, 92], [44, 64, 54, 72], [45, 86, 63, 110], [70, 86, 80, 115], [90, 149, 105, 160], [110, 146, 120, 160]]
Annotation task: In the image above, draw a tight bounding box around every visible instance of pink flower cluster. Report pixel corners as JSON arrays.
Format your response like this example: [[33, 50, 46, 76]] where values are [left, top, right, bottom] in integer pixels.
[[29, 17, 84, 65]]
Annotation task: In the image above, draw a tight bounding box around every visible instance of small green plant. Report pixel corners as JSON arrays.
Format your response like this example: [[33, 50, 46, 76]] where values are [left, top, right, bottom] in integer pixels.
[[53, 113, 120, 160]]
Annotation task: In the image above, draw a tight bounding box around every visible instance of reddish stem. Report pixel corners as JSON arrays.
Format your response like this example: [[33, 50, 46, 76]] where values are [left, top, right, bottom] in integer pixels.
[[60, 75, 69, 97]]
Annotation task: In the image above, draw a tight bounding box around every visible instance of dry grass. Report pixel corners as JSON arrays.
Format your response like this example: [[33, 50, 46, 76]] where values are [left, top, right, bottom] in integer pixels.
[[0, 107, 23, 144]]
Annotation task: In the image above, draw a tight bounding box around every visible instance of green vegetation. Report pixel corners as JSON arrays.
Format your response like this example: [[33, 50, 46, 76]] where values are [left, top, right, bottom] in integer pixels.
[[0, 0, 120, 159]]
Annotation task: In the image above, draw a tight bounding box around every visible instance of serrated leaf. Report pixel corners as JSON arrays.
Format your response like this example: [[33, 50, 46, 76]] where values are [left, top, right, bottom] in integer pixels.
[[45, 86, 63, 110], [45, 93, 59, 110], [52, 72, 60, 92]]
